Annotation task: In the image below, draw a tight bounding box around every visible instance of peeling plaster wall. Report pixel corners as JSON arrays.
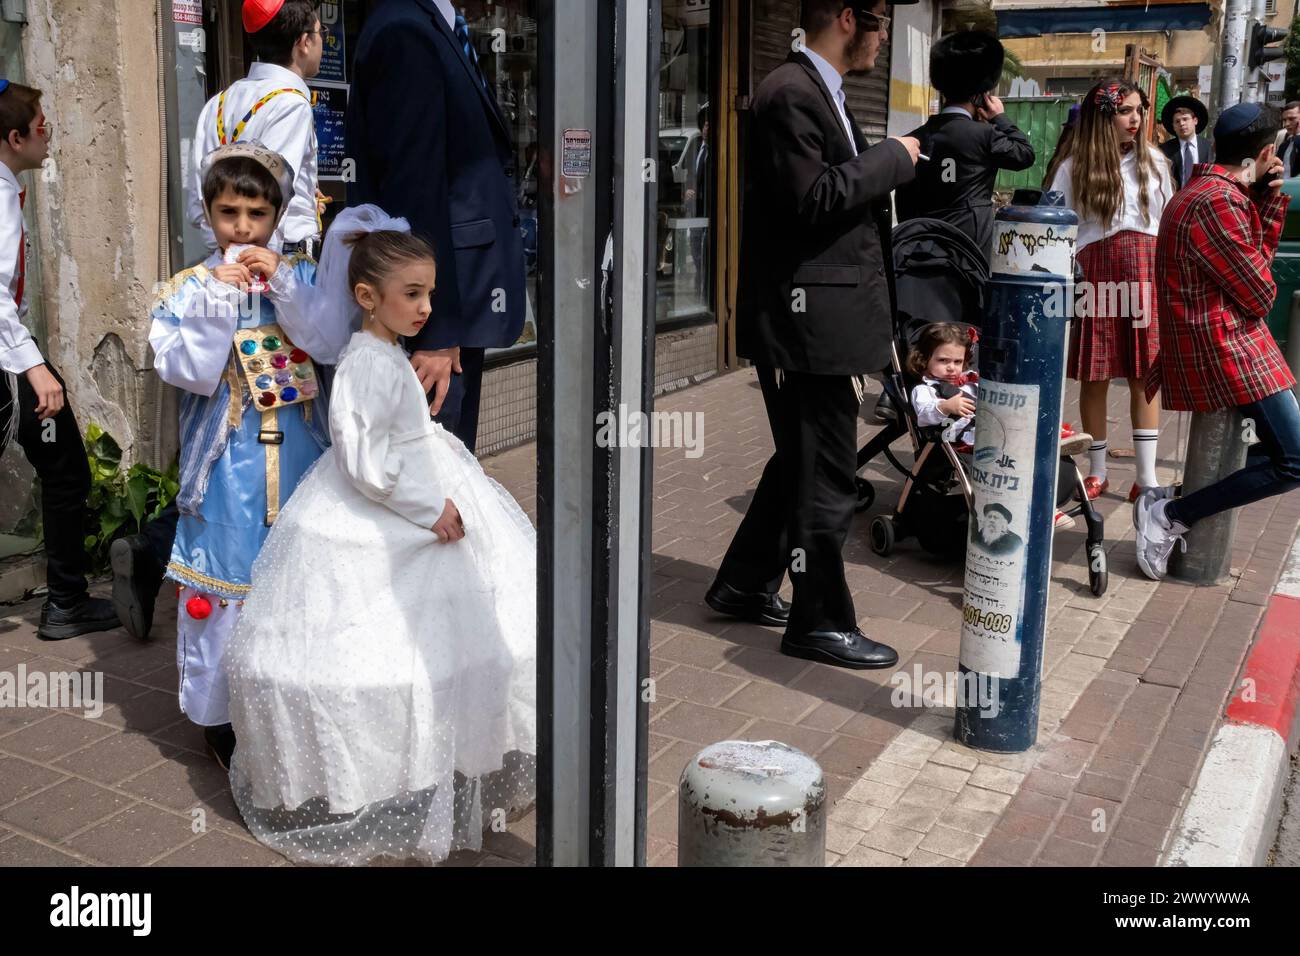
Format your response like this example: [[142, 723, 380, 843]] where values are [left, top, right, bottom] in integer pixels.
[[22, 0, 166, 466]]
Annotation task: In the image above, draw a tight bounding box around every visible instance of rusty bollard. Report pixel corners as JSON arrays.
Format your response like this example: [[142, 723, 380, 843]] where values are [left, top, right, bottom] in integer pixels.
[[677, 740, 826, 866]]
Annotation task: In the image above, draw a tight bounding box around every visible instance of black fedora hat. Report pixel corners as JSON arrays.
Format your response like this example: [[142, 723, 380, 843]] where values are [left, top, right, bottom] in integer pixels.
[[1161, 95, 1208, 137], [930, 31, 1004, 102]]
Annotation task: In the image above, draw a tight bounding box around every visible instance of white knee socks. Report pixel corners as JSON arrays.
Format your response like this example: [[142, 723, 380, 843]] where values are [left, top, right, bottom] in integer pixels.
[[1088, 440, 1108, 481], [1134, 428, 1159, 488]]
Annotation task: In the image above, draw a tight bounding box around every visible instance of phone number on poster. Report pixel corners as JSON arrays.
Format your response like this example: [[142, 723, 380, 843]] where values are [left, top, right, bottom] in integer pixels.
[[962, 606, 1013, 633]]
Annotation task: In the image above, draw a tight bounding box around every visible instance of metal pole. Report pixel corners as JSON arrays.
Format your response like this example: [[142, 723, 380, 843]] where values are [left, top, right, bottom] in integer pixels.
[[1170, 0, 1254, 588], [955, 193, 1079, 753], [1218, 0, 1251, 112], [536, 0, 654, 867], [1168, 411, 1249, 585]]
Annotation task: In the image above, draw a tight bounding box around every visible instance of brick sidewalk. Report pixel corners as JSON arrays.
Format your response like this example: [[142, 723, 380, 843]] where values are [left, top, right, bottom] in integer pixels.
[[1, 367, 1295, 867]]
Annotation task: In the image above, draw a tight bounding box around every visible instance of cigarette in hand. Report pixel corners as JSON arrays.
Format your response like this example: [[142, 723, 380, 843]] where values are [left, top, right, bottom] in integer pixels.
[[918, 152, 931, 162]]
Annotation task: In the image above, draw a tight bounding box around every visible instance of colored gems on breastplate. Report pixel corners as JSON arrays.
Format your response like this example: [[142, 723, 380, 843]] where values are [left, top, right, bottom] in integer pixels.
[[232, 323, 319, 411]]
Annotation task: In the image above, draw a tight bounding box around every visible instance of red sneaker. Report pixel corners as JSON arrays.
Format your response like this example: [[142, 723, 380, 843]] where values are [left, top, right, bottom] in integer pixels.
[[1083, 476, 1110, 500]]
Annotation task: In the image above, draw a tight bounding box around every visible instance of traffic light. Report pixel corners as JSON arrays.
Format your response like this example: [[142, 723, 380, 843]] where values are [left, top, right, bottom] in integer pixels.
[[1248, 21, 1288, 71]]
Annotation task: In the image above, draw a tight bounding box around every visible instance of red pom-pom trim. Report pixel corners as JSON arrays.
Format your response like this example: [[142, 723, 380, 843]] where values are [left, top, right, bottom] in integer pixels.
[[186, 595, 213, 620]]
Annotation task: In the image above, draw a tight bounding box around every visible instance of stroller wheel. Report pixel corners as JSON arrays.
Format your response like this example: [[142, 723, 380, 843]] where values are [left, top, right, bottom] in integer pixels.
[[1087, 542, 1109, 597], [855, 477, 876, 513], [870, 515, 896, 556]]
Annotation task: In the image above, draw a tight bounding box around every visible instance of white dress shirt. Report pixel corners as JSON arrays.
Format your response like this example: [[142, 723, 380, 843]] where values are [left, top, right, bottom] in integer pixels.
[[1177, 134, 1201, 187], [801, 45, 858, 156], [0, 162, 40, 375], [1047, 147, 1173, 252], [187, 61, 319, 252], [433, 0, 456, 30]]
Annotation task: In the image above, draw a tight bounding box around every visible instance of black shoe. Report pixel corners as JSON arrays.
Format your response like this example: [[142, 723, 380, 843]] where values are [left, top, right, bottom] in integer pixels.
[[110, 534, 163, 640], [704, 580, 791, 626], [873, 390, 899, 423], [780, 627, 899, 670], [204, 723, 236, 771], [37, 596, 121, 641]]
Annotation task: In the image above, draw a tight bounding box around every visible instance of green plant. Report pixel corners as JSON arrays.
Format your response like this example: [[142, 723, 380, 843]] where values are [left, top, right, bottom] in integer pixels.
[[83, 423, 179, 575]]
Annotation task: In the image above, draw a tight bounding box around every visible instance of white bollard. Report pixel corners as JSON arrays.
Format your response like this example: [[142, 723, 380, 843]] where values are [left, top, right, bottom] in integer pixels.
[[677, 740, 825, 866]]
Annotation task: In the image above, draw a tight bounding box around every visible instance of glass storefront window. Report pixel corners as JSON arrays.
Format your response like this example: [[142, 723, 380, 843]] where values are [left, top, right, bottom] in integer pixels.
[[657, 0, 713, 328]]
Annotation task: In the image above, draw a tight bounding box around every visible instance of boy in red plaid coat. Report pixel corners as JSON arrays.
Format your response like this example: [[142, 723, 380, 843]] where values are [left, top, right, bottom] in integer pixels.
[[1135, 102, 1300, 580]]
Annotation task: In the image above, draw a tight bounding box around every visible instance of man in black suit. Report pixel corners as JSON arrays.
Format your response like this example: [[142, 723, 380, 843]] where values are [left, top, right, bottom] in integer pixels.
[[895, 31, 1034, 257], [704, 0, 919, 669], [1160, 95, 1212, 190], [1274, 101, 1300, 179], [347, 0, 525, 452]]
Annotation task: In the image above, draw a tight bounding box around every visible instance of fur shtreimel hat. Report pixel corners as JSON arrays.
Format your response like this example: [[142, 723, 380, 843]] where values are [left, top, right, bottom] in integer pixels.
[[930, 31, 1004, 102]]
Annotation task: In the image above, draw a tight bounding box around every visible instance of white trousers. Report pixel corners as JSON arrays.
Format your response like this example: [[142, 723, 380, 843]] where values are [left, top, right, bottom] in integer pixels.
[[176, 588, 241, 727]]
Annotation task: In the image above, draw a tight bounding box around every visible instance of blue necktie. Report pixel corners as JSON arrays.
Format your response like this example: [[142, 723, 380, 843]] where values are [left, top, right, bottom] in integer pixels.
[[454, 14, 491, 96]]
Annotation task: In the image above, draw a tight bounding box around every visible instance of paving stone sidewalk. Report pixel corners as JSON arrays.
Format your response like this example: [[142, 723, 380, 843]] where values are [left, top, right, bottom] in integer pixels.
[[0, 366, 1295, 867]]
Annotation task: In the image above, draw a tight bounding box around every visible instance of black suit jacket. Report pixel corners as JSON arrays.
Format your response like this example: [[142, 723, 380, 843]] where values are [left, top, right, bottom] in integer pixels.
[[736, 52, 916, 376], [1161, 135, 1213, 189], [1278, 135, 1300, 178], [895, 111, 1035, 255], [346, 0, 525, 351]]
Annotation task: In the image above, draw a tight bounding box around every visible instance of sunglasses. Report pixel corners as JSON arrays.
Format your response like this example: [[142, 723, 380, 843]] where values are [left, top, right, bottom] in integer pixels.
[[853, 8, 891, 33]]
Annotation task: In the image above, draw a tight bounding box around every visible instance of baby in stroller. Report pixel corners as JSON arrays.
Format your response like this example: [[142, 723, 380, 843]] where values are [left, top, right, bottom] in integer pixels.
[[908, 323, 978, 453]]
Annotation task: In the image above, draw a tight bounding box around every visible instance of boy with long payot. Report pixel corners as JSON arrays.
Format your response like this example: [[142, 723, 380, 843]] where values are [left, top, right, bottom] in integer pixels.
[[0, 79, 118, 640], [1135, 103, 1300, 580]]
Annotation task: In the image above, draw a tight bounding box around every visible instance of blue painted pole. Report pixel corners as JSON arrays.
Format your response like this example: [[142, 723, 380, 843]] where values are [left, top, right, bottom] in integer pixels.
[[954, 191, 1078, 753]]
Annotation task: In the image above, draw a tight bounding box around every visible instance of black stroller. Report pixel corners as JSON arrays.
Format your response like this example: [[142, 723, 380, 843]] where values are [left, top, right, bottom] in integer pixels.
[[855, 217, 1108, 597]]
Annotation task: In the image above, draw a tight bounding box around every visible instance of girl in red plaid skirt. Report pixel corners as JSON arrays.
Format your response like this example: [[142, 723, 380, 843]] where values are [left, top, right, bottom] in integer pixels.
[[1047, 80, 1174, 502]]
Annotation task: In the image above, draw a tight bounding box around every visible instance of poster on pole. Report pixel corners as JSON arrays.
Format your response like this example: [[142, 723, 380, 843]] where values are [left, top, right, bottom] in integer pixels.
[[959, 379, 1040, 678]]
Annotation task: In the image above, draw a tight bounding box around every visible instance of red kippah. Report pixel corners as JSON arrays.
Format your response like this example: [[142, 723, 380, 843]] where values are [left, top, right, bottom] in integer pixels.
[[243, 0, 286, 34]]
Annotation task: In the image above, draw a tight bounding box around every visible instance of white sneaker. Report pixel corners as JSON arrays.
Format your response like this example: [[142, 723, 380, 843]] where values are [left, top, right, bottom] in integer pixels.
[[1131, 484, 1178, 530], [1134, 496, 1187, 581], [1054, 510, 1076, 531]]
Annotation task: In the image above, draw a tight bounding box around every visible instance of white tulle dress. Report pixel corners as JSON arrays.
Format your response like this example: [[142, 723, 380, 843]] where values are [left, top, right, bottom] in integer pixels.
[[225, 330, 536, 866]]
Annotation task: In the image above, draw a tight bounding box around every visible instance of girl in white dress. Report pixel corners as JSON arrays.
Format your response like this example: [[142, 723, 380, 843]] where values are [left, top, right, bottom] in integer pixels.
[[224, 208, 536, 866]]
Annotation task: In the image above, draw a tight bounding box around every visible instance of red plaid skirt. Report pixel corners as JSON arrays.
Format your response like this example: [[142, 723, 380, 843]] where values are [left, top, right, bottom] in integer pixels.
[[1067, 230, 1160, 381]]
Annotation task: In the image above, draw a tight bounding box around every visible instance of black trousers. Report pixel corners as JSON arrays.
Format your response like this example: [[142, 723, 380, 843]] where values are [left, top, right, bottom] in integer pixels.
[[714, 366, 861, 635], [0, 363, 92, 604], [430, 345, 487, 454]]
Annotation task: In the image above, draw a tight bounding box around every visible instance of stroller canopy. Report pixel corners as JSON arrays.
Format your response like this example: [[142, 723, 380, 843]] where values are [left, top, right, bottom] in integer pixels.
[[892, 217, 990, 347]]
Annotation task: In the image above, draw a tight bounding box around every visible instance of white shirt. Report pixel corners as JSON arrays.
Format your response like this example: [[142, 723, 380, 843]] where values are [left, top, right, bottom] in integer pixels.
[[801, 46, 857, 156], [1048, 147, 1173, 252], [187, 62, 319, 252], [433, 0, 456, 31], [0, 162, 40, 375], [941, 105, 974, 118]]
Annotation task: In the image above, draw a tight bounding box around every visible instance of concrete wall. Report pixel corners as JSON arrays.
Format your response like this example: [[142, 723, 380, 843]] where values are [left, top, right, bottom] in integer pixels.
[[21, 0, 166, 467]]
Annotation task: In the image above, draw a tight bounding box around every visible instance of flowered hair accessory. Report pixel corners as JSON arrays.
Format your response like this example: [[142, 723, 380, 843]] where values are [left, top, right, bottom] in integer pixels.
[[1093, 83, 1122, 116], [967, 326, 980, 344]]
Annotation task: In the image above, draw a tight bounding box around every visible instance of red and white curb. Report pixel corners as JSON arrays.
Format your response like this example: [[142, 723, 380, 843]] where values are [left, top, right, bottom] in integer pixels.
[[1165, 535, 1300, 866]]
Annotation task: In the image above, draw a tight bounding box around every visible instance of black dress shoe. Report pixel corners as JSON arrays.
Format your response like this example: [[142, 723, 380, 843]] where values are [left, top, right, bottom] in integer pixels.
[[37, 596, 121, 641], [874, 390, 899, 423], [204, 723, 237, 772], [110, 534, 164, 640], [704, 580, 791, 626], [780, 628, 899, 670]]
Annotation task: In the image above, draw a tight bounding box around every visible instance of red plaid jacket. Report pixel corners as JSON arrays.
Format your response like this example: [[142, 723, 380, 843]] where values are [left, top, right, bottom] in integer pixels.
[[1146, 164, 1294, 411]]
